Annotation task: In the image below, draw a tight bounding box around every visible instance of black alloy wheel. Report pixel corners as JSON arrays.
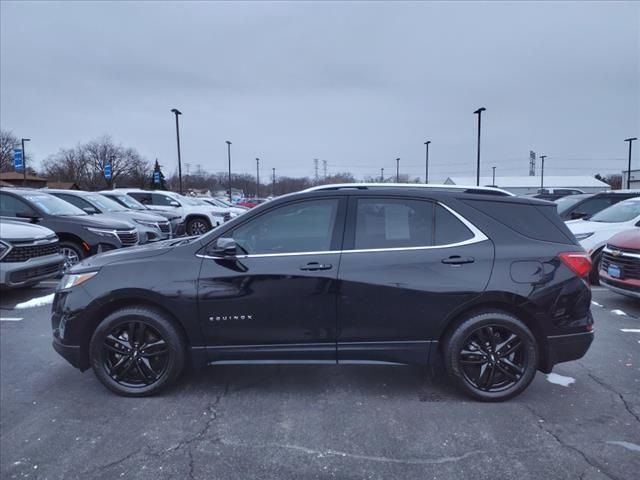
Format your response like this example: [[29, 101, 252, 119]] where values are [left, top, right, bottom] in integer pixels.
[[444, 311, 538, 401], [89, 307, 185, 396]]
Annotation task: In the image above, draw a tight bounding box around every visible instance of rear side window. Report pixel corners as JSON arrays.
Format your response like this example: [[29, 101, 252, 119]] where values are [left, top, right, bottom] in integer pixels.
[[151, 193, 177, 206], [129, 192, 151, 204]]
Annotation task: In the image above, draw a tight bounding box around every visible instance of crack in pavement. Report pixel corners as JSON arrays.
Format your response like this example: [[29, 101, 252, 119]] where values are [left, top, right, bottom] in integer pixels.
[[586, 373, 640, 424], [81, 447, 143, 476], [521, 403, 621, 480]]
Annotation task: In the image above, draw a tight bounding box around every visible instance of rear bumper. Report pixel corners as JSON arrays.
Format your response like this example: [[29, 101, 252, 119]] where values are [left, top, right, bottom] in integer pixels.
[[542, 330, 594, 372]]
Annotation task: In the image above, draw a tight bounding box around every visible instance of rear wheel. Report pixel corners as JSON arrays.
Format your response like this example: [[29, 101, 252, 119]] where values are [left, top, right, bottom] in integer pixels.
[[186, 217, 211, 236], [89, 307, 185, 396], [444, 311, 538, 402], [59, 241, 85, 272]]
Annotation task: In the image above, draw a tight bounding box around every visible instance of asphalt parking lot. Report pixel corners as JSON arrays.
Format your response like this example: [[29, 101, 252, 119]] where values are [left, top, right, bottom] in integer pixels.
[[1, 284, 638, 480]]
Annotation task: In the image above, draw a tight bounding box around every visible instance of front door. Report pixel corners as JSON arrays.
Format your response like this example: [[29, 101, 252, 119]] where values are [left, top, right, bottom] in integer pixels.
[[337, 196, 494, 365], [197, 197, 346, 363]]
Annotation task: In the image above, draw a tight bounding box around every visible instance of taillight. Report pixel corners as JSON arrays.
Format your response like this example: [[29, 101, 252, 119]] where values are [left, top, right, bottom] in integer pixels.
[[559, 252, 592, 278]]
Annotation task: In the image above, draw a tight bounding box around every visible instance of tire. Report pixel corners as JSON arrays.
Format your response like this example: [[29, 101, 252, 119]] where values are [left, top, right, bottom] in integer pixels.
[[59, 241, 85, 272], [186, 217, 211, 236], [443, 311, 538, 402], [89, 306, 186, 397], [589, 250, 602, 285]]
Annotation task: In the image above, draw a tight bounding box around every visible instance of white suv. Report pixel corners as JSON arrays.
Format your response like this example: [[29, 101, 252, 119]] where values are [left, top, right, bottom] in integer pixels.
[[116, 189, 226, 236]]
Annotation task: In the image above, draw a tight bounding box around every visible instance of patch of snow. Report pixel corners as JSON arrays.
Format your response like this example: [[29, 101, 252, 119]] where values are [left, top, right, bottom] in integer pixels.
[[546, 373, 575, 387], [606, 441, 640, 452], [621, 329, 640, 333], [591, 301, 602, 307], [611, 309, 627, 316], [14, 294, 54, 310]]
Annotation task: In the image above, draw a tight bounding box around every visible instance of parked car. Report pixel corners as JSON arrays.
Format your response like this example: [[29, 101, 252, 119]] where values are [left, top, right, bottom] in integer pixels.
[[531, 188, 585, 201], [566, 197, 640, 283], [237, 198, 269, 208], [555, 190, 639, 221], [116, 189, 226, 236], [47, 190, 171, 244], [0, 188, 139, 270], [599, 230, 640, 299], [0, 219, 64, 288], [198, 197, 247, 216], [99, 190, 185, 237], [52, 184, 592, 401]]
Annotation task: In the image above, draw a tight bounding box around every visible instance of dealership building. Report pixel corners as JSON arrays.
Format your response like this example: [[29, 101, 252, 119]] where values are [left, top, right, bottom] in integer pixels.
[[444, 175, 611, 195]]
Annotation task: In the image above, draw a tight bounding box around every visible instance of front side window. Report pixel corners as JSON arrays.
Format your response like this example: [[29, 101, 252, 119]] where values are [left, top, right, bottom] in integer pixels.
[[128, 192, 152, 205], [0, 193, 34, 217], [151, 193, 179, 207], [231, 199, 339, 254]]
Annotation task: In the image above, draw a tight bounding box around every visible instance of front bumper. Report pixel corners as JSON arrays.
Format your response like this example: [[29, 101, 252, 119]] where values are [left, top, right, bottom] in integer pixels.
[[600, 273, 640, 299], [52, 337, 86, 370], [0, 253, 65, 288]]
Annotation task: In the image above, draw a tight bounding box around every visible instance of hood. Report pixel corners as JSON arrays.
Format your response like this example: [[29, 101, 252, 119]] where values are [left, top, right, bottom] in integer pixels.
[[149, 210, 182, 221], [65, 213, 135, 230], [0, 219, 57, 242], [566, 219, 625, 235], [114, 211, 169, 222], [606, 229, 640, 250]]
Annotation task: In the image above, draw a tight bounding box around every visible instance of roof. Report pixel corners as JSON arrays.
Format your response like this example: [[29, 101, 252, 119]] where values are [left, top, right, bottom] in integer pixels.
[[444, 176, 611, 188], [305, 183, 515, 196], [0, 171, 48, 182]]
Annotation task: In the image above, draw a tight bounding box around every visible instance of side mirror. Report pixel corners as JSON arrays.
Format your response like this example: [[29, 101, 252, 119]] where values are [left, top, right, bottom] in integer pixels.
[[16, 211, 40, 223], [570, 211, 588, 220], [82, 207, 98, 215], [212, 237, 237, 257], [169, 200, 180, 207]]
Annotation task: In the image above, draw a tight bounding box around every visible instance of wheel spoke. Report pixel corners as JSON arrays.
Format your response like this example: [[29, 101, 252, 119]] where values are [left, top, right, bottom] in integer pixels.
[[500, 358, 524, 376], [104, 334, 130, 353], [134, 359, 155, 384], [496, 363, 519, 381], [460, 349, 486, 365], [111, 356, 135, 381], [496, 333, 518, 352], [141, 339, 167, 358], [499, 340, 523, 358]]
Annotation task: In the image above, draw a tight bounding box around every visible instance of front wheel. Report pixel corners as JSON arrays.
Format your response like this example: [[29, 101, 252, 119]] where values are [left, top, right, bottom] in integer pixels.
[[89, 307, 185, 396], [444, 311, 538, 402], [186, 217, 211, 236], [59, 241, 85, 272]]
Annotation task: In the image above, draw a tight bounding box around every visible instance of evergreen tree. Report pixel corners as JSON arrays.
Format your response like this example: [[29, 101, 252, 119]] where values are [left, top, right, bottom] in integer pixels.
[[150, 158, 167, 190]]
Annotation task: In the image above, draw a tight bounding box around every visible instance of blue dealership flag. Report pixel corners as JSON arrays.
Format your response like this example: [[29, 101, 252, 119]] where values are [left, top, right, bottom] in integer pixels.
[[104, 163, 112, 179], [13, 149, 23, 170]]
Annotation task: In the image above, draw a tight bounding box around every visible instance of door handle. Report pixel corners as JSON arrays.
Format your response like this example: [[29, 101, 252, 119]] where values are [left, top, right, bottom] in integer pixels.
[[300, 262, 333, 271], [441, 255, 475, 265]]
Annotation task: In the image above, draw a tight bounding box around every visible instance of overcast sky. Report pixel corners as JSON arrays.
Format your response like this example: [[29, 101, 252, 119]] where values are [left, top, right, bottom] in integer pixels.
[[1, 1, 638, 182]]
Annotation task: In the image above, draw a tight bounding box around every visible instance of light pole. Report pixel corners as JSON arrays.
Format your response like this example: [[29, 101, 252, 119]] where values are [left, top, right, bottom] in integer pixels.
[[396, 158, 400, 183], [473, 107, 486, 186], [21, 138, 30, 187], [170, 109, 183, 194], [380, 167, 384, 183], [226, 141, 232, 202], [540, 155, 547, 190], [272, 167, 276, 196], [492, 166, 496, 186], [256, 158, 260, 198], [625, 138, 637, 189], [424, 141, 431, 184]]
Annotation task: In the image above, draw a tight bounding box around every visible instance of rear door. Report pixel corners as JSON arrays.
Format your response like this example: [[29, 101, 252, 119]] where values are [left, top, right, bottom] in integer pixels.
[[336, 196, 494, 365]]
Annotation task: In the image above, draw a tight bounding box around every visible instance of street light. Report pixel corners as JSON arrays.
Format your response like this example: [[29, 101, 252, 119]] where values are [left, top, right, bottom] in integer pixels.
[[272, 167, 276, 196], [21, 138, 30, 187], [396, 158, 400, 183], [256, 158, 260, 198], [540, 155, 547, 190], [473, 107, 486, 186], [424, 141, 431, 184], [226, 141, 232, 203], [624, 138, 637, 189], [380, 167, 384, 183], [170, 109, 183, 194], [492, 166, 496, 186]]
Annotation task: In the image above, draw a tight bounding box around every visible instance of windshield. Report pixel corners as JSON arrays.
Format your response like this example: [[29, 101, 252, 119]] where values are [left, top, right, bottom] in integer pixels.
[[555, 195, 589, 214], [107, 193, 146, 210], [24, 193, 87, 216], [178, 195, 201, 206], [84, 194, 128, 212], [590, 200, 640, 223]]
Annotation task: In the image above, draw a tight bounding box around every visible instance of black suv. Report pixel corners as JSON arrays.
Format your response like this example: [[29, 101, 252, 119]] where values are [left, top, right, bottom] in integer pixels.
[[51, 185, 593, 401], [0, 188, 139, 270], [555, 190, 640, 221]]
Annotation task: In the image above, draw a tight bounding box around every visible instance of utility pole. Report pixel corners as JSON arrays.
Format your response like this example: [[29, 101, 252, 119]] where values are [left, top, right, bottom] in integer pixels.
[[185, 163, 191, 176], [226, 141, 232, 202], [625, 138, 637, 189], [473, 107, 486, 186], [313, 158, 319, 184], [21, 138, 30, 187], [170, 108, 183, 194], [380, 167, 384, 183], [492, 166, 496, 186], [256, 158, 260, 198], [322, 160, 327, 180], [540, 155, 547, 190], [272, 167, 276, 196], [424, 141, 431, 184], [396, 158, 400, 183]]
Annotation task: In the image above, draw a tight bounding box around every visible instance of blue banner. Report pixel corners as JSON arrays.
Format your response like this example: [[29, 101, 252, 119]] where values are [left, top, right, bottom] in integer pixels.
[[13, 149, 23, 171]]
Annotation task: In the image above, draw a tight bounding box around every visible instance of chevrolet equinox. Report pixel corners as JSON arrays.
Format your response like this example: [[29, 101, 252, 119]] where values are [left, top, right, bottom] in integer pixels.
[[51, 184, 594, 401]]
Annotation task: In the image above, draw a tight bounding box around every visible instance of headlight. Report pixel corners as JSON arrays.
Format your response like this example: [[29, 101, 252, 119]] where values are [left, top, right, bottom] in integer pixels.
[[84, 226, 118, 238], [60, 271, 98, 290], [574, 232, 594, 241], [0, 240, 11, 261], [134, 219, 159, 229]]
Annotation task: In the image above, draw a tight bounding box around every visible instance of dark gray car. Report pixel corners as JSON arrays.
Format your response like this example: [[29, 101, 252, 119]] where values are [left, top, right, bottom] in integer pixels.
[[47, 189, 172, 243], [0, 188, 139, 270]]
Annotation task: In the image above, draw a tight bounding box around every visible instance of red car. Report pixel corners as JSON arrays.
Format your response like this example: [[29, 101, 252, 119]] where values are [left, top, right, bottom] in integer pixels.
[[238, 198, 268, 208], [599, 229, 640, 299]]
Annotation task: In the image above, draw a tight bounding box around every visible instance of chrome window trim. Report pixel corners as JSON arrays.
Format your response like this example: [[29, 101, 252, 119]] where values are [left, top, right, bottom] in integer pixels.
[[603, 246, 640, 260], [198, 201, 488, 260]]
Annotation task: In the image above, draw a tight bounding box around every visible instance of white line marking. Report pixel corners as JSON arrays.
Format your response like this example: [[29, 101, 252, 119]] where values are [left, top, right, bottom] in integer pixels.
[[620, 329, 640, 333], [611, 309, 627, 316], [546, 373, 575, 387], [14, 293, 54, 309], [606, 441, 640, 452], [0, 317, 23, 322]]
